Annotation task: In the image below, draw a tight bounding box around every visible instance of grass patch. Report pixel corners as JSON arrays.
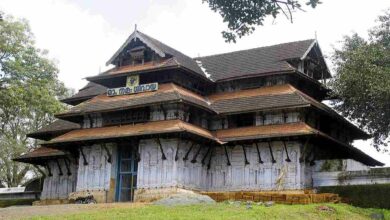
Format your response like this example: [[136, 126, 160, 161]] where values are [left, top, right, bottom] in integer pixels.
[[0, 199, 36, 208], [28, 203, 390, 220]]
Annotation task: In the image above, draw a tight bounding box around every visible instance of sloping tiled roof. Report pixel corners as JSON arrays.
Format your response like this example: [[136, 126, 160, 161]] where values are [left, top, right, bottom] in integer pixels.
[[28, 120, 81, 141], [209, 84, 309, 114], [42, 119, 218, 145], [61, 82, 107, 105], [13, 147, 66, 162], [96, 30, 207, 81], [195, 39, 315, 81], [56, 83, 212, 118], [136, 31, 207, 79], [208, 84, 368, 139], [216, 122, 315, 142], [103, 59, 178, 77]]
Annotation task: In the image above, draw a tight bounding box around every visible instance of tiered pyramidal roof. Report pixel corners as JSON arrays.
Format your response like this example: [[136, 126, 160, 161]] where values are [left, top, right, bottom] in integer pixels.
[[19, 29, 383, 167]]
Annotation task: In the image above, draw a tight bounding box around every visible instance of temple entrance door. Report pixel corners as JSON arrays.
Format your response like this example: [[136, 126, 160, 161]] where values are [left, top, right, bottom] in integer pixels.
[[116, 145, 138, 202]]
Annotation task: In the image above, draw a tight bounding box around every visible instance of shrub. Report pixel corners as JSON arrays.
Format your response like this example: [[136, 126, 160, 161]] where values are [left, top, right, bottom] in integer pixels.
[[317, 184, 390, 209]]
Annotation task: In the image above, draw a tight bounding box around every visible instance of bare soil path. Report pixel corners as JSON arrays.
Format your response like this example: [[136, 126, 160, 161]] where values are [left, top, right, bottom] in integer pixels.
[[0, 203, 144, 220]]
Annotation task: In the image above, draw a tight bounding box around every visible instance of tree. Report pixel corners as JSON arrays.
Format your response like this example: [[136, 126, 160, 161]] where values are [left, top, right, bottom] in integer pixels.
[[202, 0, 321, 43], [331, 10, 390, 151], [0, 13, 70, 187]]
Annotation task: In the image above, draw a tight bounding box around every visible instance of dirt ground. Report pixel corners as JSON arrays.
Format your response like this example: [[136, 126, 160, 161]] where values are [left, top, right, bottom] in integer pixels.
[[0, 203, 145, 220]]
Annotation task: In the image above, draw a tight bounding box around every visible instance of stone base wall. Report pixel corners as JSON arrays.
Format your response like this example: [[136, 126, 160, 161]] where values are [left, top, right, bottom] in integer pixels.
[[313, 167, 390, 187], [33, 199, 70, 206], [201, 191, 340, 204], [68, 190, 109, 203]]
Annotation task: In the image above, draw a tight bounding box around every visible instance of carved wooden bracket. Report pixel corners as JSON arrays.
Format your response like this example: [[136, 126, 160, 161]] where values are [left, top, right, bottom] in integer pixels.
[[156, 138, 167, 160], [79, 148, 88, 165], [56, 159, 63, 176], [201, 146, 211, 166], [46, 162, 52, 177], [255, 142, 264, 164], [183, 142, 195, 161], [175, 139, 180, 161], [224, 145, 231, 166], [283, 141, 291, 162], [191, 145, 202, 163], [268, 142, 276, 163], [242, 145, 250, 165], [63, 158, 72, 176], [207, 147, 214, 170]]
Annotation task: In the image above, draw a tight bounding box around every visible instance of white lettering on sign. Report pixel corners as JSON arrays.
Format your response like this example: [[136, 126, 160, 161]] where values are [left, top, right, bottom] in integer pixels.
[[107, 83, 158, 97]]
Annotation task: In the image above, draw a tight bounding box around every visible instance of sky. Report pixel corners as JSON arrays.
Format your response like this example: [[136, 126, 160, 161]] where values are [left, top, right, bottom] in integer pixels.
[[1, 0, 389, 166]]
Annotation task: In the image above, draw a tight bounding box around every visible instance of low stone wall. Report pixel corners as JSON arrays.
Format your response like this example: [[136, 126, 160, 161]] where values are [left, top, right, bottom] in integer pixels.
[[134, 186, 339, 205], [313, 167, 390, 187], [68, 190, 109, 203], [33, 199, 70, 206], [0, 191, 40, 200], [200, 191, 340, 204]]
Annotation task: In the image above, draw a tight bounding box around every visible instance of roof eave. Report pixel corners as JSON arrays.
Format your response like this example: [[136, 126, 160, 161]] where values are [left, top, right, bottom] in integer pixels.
[[86, 65, 180, 83], [215, 69, 296, 83]]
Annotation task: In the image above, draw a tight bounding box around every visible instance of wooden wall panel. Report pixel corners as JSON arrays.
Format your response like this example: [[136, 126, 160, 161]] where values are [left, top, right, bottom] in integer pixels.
[[75, 144, 113, 192], [41, 158, 77, 200]]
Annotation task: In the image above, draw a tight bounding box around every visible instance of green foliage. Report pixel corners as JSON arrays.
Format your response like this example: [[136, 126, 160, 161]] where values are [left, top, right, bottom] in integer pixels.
[[27, 203, 390, 220], [202, 0, 321, 43], [331, 10, 390, 151], [318, 184, 390, 209], [0, 12, 70, 187], [320, 160, 344, 172]]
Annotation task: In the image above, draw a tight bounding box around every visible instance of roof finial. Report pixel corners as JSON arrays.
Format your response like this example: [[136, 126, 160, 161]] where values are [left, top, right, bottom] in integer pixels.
[[135, 24, 137, 32], [314, 30, 317, 41]]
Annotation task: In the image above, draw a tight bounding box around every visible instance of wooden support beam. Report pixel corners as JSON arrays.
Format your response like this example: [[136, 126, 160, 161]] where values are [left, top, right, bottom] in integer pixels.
[[56, 159, 63, 176], [255, 142, 264, 164], [79, 148, 88, 165], [175, 139, 180, 161], [63, 158, 72, 176], [207, 147, 214, 170], [46, 162, 52, 177], [191, 145, 202, 163], [224, 145, 231, 166], [242, 145, 250, 165], [102, 144, 112, 163], [283, 141, 291, 162], [267, 142, 276, 163], [201, 146, 211, 166], [156, 138, 167, 160], [183, 142, 195, 161]]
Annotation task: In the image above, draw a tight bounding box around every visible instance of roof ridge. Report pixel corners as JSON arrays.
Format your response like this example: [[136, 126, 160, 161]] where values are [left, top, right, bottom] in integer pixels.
[[194, 39, 315, 60]]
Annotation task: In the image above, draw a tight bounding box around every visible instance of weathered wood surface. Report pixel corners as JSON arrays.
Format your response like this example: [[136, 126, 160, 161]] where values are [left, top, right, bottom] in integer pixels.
[[41, 159, 77, 200], [137, 138, 308, 191], [76, 144, 113, 192]]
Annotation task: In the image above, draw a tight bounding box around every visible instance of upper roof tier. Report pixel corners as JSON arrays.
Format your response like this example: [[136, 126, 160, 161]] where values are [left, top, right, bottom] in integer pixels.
[[86, 30, 331, 85]]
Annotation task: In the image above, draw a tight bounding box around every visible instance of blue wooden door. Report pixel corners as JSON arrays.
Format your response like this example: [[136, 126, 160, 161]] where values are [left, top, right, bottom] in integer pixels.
[[116, 146, 138, 202]]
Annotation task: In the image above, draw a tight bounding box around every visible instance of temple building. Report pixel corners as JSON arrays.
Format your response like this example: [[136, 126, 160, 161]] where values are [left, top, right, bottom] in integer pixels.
[[14, 29, 383, 204]]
